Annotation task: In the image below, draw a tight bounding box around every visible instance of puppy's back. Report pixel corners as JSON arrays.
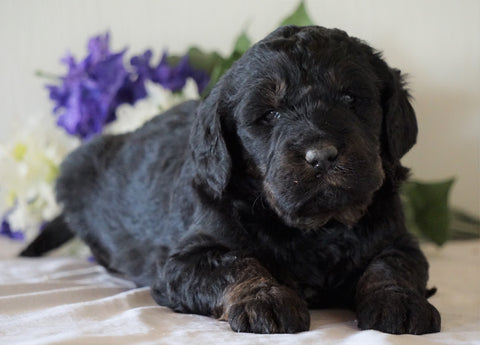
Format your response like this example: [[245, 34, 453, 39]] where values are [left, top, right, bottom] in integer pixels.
[[55, 100, 200, 284]]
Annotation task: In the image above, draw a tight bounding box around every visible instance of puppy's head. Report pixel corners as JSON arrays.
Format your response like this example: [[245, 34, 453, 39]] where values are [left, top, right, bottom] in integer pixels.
[[191, 25, 417, 229]]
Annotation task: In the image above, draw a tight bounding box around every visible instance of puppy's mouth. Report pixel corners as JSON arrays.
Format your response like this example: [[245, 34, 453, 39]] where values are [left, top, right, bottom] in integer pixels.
[[262, 165, 383, 230], [263, 182, 369, 230]]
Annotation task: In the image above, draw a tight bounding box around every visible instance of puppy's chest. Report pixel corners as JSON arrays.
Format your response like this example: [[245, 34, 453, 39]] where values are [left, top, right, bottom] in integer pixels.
[[253, 227, 366, 305]]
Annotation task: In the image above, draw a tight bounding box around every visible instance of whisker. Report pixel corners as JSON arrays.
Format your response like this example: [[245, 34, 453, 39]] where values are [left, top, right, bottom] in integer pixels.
[[251, 192, 264, 214]]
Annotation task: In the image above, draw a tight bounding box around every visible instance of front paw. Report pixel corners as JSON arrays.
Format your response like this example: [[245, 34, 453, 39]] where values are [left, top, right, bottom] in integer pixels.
[[356, 289, 441, 334], [223, 285, 310, 334]]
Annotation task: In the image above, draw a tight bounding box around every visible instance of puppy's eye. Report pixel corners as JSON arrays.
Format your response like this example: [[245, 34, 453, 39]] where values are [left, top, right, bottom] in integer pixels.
[[260, 110, 281, 124], [340, 94, 354, 105]]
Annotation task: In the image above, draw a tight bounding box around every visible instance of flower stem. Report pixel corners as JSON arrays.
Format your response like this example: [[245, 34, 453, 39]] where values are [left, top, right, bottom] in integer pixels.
[[35, 70, 61, 80]]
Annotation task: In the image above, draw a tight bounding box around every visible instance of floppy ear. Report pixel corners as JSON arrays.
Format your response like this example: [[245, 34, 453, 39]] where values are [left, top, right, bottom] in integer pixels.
[[368, 49, 418, 161], [381, 68, 418, 161], [189, 86, 232, 199]]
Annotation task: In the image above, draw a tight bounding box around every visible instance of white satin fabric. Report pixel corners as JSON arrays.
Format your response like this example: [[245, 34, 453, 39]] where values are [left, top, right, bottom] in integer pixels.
[[1, 239, 479, 345]]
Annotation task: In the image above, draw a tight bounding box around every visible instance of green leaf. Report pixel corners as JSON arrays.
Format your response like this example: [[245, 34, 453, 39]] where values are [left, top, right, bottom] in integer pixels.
[[200, 60, 227, 97], [166, 54, 181, 66], [187, 47, 223, 75], [233, 31, 251, 55], [280, 1, 314, 27], [402, 179, 455, 246]]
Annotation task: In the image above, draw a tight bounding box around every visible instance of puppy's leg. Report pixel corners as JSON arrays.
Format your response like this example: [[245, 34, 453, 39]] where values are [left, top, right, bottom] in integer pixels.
[[151, 236, 310, 334], [355, 234, 441, 334], [220, 258, 310, 334]]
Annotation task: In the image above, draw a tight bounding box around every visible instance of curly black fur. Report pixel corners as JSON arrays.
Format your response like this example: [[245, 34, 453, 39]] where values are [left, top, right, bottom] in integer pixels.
[[22, 25, 440, 334]]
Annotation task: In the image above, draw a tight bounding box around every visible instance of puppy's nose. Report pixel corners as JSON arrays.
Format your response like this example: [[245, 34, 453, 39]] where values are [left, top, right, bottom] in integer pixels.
[[305, 146, 338, 171]]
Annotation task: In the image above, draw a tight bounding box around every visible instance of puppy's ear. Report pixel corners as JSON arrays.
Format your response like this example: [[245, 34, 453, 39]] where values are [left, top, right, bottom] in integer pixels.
[[381, 68, 418, 161], [371, 54, 418, 161], [190, 87, 232, 199]]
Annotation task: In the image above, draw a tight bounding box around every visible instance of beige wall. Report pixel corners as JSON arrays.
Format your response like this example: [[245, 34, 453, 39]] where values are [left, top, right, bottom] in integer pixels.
[[1, 0, 479, 216]]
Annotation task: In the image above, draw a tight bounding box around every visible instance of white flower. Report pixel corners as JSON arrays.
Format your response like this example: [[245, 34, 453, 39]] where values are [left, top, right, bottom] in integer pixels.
[[105, 78, 200, 135], [0, 111, 79, 240]]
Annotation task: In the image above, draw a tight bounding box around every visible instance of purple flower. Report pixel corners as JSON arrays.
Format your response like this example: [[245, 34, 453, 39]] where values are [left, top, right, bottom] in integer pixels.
[[111, 50, 155, 108], [0, 216, 24, 241], [127, 50, 210, 94], [152, 53, 209, 93], [47, 33, 128, 139], [46, 32, 210, 139], [190, 68, 210, 95]]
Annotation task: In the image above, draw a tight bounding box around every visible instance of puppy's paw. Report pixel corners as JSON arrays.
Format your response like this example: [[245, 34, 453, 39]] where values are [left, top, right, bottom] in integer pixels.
[[223, 285, 310, 334], [356, 289, 441, 334]]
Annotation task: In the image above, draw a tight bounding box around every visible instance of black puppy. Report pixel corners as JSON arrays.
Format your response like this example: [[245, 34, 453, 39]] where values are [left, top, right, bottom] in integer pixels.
[[22, 25, 441, 335]]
